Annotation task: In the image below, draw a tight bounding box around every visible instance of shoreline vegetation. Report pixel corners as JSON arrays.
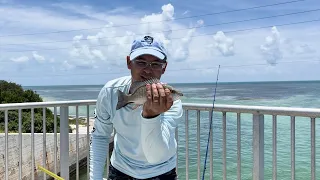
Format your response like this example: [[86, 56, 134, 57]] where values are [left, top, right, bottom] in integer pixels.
[[0, 115, 95, 134]]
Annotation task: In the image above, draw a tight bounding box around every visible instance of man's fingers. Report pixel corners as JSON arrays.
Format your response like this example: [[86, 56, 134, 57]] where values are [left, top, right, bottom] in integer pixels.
[[157, 83, 166, 107], [165, 88, 173, 108], [146, 84, 152, 102], [152, 83, 159, 103]]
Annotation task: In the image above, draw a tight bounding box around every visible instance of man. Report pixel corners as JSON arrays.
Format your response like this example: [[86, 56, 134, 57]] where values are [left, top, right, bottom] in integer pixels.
[[90, 35, 183, 180]]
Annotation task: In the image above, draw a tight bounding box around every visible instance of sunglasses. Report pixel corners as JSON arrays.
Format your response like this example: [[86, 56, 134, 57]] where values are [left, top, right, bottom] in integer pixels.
[[133, 59, 166, 70]]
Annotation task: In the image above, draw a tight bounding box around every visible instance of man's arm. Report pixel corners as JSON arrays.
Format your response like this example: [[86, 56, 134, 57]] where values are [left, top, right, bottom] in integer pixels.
[[90, 88, 113, 180], [140, 99, 183, 164]]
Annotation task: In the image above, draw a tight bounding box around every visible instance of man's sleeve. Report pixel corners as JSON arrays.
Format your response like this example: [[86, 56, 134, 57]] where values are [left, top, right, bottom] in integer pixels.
[[89, 88, 113, 180], [140, 99, 183, 164]]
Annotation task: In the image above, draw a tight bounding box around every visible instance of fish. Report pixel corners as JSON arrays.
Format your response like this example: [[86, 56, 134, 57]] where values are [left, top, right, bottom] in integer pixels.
[[116, 78, 183, 110]]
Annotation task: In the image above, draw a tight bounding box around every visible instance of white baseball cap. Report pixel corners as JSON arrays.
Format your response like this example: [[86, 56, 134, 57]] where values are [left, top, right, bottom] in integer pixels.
[[129, 35, 167, 61]]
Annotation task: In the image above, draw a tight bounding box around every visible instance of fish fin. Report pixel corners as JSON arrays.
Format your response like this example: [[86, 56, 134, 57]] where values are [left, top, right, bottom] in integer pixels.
[[163, 84, 173, 90], [175, 90, 184, 96], [129, 81, 145, 94], [145, 77, 160, 84], [116, 90, 130, 110], [163, 84, 184, 96], [130, 78, 160, 93]]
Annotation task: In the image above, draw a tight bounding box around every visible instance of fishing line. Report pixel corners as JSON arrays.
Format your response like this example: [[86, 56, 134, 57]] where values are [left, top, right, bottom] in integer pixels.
[[201, 64, 220, 180]]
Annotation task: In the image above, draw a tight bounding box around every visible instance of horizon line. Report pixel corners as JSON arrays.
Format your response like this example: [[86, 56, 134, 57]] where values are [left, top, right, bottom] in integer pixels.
[[22, 79, 320, 87]]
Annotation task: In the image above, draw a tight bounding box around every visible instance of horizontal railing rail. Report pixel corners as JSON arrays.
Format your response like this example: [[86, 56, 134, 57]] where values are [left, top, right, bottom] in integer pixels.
[[0, 100, 319, 180], [182, 103, 320, 117], [0, 100, 97, 110], [2, 100, 319, 117]]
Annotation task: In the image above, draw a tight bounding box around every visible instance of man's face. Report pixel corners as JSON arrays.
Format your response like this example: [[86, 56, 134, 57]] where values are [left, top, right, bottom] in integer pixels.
[[126, 54, 167, 82]]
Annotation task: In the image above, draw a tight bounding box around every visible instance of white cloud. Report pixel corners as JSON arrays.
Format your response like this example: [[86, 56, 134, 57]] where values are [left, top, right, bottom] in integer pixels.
[[107, 7, 134, 14], [211, 31, 235, 56], [259, 26, 317, 66], [169, 28, 196, 62], [68, 34, 107, 68], [138, 4, 200, 62], [61, 60, 74, 71], [11, 56, 29, 63], [91, 49, 105, 60], [197, 19, 204, 26], [32, 51, 45, 63], [66, 3, 201, 67], [260, 26, 282, 66], [10, 51, 49, 65], [1, 3, 206, 73], [139, 4, 175, 42], [68, 24, 135, 68], [294, 44, 316, 54], [182, 10, 189, 16], [10, 56, 30, 71], [283, 38, 317, 55], [8, 51, 52, 71]]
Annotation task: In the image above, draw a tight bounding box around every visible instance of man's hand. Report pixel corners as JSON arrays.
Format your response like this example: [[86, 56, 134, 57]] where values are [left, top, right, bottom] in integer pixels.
[[142, 83, 173, 118]]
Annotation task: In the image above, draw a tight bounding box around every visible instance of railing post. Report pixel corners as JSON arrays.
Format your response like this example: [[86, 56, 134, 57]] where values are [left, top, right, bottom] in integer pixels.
[[252, 113, 264, 180], [60, 106, 69, 180]]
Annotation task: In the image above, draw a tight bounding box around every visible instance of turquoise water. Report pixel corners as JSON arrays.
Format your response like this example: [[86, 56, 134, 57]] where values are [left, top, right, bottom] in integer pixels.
[[24, 81, 320, 179]]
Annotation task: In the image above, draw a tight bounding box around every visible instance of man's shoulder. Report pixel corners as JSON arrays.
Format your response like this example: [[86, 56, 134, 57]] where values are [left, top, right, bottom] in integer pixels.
[[96, 76, 131, 107], [102, 76, 131, 89]]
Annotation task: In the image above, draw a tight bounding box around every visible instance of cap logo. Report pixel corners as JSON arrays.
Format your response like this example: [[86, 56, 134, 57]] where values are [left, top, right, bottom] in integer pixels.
[[142, 35, 154, 45]]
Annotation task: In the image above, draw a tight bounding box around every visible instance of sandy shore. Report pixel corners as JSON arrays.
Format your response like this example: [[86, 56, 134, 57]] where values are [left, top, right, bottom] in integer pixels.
[[69, 117, 95, 134], [68, 117, 115, 146]]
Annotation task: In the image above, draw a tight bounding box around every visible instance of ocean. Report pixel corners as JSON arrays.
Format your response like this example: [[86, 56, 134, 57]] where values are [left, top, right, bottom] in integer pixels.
[[24, 80, 320, 180]]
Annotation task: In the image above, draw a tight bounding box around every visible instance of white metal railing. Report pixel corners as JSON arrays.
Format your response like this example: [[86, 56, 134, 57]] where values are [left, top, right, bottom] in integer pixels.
[[182, 103, 319, 180], [0, 100, 319, 180], [0, 100, 97, 180]]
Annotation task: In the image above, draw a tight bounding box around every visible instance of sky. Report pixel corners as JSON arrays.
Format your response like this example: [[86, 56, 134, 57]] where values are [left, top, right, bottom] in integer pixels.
[[0, 0, 320, 86]]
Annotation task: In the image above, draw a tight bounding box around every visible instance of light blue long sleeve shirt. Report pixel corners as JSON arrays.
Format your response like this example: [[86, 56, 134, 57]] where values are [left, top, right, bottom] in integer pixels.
[[89, 76, 183, 179]]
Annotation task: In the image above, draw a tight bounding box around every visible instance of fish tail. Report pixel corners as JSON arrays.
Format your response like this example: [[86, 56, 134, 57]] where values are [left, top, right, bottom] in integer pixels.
[[177, 91, 183, 96], [116, 90, 130, 110]]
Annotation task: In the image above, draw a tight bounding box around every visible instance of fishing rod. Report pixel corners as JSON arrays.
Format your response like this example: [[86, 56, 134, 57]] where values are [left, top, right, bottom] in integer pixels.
[[201, 64, 221, 180]]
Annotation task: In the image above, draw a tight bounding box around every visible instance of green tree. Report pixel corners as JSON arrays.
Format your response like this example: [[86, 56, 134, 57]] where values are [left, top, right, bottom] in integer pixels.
[[0, 80, 72, 133]]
